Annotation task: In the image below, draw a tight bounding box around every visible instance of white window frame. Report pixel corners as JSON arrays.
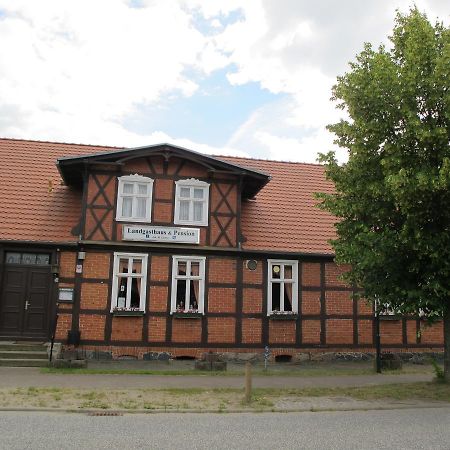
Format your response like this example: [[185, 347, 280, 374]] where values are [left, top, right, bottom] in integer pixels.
[[110, 252, 148, 312], [174, 178, 209, 226], [116, 174, 154, 223], [267, 259, 299, 316], [170, 256, 206, 314]]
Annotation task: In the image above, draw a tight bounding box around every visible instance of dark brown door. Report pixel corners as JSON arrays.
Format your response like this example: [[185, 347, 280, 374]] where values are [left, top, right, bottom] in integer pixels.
[[0, 266, 51, 338]]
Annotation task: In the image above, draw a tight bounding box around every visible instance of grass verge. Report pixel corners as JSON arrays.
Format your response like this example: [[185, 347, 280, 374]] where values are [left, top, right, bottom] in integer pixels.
[[40, 364, 433, 377], [0, 382, 448, 412]]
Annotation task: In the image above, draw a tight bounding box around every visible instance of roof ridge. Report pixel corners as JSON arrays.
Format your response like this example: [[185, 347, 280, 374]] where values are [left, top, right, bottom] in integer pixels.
[[0, 137, 120, 149], [0, 137, 324, 167], [216, 154, 324, 167]]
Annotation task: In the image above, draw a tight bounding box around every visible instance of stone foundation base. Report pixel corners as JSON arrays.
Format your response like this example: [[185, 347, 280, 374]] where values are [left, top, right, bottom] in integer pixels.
[[60, 344, 444, 364]]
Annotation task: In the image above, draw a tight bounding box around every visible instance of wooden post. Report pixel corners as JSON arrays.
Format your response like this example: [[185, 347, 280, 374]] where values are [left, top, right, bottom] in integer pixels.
[[245, 361, 252, 403]]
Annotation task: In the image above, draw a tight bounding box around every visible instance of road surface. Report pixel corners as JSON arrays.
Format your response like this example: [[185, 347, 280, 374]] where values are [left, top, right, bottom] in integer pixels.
[[0, 408, 448, 449]]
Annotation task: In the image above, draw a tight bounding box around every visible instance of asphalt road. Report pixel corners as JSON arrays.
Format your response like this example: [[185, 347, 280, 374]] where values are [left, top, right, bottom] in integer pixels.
[[0, 408, 449, 450]]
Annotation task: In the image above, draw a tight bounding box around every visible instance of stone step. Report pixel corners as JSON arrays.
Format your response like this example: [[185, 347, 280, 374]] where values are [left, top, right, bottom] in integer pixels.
[[0, 343, 47, 352], [0, 351, 48, 360], [0, 358, 49, 367]]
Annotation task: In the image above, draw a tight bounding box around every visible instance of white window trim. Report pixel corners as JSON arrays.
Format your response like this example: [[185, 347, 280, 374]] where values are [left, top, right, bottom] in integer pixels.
[[174, 178, 209, 226], [267, 259, 299, 316], [170, 256, 206, 314], [110, 252, 148, 312], [116, 174, 154, 223]]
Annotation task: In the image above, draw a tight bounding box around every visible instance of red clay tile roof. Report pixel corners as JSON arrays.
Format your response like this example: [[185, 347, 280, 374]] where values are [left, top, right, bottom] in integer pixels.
[[0, 138, 336, 254], [218, 156, 336, 254]]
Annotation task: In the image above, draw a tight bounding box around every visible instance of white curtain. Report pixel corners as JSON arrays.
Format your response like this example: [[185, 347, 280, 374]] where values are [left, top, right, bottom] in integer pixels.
[[193, 202, 203, 222], [122, 197, 132, 217], [179, 200, 190, 220]]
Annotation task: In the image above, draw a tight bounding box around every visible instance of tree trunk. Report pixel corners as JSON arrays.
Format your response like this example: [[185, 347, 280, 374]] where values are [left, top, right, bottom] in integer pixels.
[[444, 306, 450, 382]]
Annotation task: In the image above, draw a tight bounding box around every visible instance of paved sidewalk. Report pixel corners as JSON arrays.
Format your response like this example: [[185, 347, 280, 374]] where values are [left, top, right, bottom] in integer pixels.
[[0, 366, 434, 389]]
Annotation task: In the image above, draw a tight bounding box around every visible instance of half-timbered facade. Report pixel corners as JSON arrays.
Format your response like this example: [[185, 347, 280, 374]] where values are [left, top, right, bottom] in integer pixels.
[[0, 138, 444, 360]]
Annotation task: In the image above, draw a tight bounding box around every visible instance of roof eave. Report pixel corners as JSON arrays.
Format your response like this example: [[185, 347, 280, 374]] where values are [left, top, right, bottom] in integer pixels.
[[57, 143, 271, 196]]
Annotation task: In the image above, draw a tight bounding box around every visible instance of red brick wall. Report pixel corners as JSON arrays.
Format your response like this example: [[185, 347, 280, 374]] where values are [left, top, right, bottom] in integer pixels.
[[79, 314, 105, 341], [406, 320, 417, 344], [326, 319, 353, 344], [325, 263, 350, 287], [150, 256, 169, 282], [172, 319, 202, 343], [302, 263, 320, 286], [380, 320, 403, 344], [242, 318, 262, 344], [269, 320, 296, 344], [420, 322, 443, 344], [326, 291, 353, 315], [111, 317, 143, 341], [61, 250, 443, 355], [80, 283, 108, 310], [302, 320, 321, 344], [358, 319, 373, 344], [59, 252, 76, 278], [152, 202, 172, 224], [242, 288, 262, 313], [302, 291, 321, 315], [358, 298, 373, 315], [243, 260, 263, 284], [82, 156, 239, 248], [148, 317, 166, 342], [55, 313, 72, 340], [208, 317, 235, 343], [209, 258, 236, 283], [148, 286, 168, 312], [154, 178, 174, 200], [83, 252, 111, 279], [208, 288, 236, 313], [84, 173, 115, 241]]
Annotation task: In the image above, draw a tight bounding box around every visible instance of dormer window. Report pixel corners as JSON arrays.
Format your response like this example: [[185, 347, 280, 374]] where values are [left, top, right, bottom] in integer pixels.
[[174, 179, 209, 226], [116, 174, 154, 222]]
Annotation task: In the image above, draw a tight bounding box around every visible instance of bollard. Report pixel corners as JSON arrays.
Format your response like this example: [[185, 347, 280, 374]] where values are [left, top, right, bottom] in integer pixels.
[[244, 361, 252, 403]]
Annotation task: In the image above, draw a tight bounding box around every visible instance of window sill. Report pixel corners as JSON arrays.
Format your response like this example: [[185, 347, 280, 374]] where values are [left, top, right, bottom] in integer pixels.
[[112, 310, 145, 317], [115, 218, 152, 223], [172, 312, 203, 319], [268, 314, 298, 320], [173, 220, 208, 228]]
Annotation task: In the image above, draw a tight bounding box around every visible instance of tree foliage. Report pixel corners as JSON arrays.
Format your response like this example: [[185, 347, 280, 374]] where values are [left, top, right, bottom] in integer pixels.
[[318, 7, 450, 321]]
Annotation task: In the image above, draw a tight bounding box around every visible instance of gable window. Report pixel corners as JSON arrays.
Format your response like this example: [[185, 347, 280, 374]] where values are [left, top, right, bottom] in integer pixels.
[[171, 256, 206, 314], [174, 179, 209, 226], [267, 260, 298, 315], [111, 253, 148, 312], [116, 174, 154, 222]]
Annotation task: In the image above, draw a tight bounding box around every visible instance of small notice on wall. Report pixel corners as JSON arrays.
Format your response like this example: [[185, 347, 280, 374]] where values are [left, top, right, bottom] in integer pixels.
[[123, 225, 200, 244]]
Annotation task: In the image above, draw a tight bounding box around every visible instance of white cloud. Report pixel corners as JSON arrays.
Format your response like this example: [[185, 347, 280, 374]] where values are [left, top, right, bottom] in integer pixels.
[[215, 0, 449, 162], [0, 0, 448, 163], [0, 0, 225, 142]]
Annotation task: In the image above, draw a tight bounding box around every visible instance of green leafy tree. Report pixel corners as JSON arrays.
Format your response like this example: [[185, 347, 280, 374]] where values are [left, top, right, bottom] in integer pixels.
[[318, 7, 450, 379]]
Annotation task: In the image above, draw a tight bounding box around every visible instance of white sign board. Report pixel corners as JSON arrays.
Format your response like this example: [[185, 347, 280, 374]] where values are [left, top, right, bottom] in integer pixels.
[[123, 225, 200, 244]]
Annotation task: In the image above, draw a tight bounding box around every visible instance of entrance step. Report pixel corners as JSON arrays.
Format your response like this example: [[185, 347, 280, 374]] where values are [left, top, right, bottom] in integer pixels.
[[0, 342, 46, 352], [0, 351, 48, 360], [0, 341, 48, 367], [0, 358, 48, 367]]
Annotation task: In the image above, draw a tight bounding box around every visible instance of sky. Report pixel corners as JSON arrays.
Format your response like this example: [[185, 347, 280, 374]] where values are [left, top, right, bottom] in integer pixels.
[[0, 0, 448, 163]]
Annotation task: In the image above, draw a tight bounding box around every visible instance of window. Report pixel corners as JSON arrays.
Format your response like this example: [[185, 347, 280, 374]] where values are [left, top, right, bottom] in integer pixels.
[[111, 253, 148, 312], [174, 179, 209, 226], [267, 260, 298, 315], [171, 256, 206, 314], [116, 174, 154, 222], [5, 252, 50, 265]]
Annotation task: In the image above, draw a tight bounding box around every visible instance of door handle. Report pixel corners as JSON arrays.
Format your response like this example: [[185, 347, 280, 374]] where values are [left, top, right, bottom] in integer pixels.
[[25, 300, 30, 310]]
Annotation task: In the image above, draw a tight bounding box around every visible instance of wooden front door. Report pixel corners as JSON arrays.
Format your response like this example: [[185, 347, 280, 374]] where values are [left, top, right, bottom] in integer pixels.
[[0, 253, 52, 338]]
